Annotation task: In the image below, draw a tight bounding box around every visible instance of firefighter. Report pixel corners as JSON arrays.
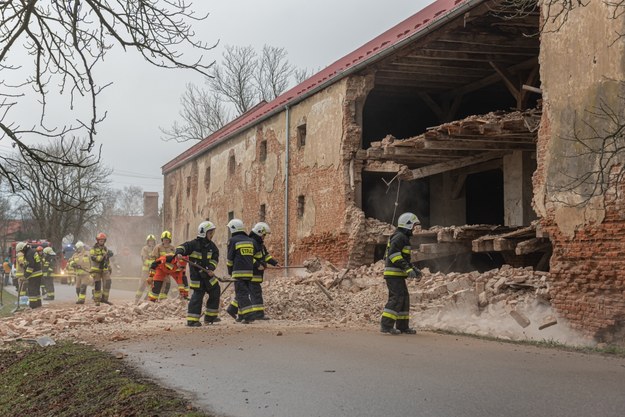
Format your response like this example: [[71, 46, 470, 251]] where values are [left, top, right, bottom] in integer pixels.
[[69, 241, 92, 304], [226, 222, 278, 321], [175, 221, 220, 327], [101, 249, 116, 304], [226, 219, 261, 324], [380, 212, 422, 335], [42, 247, 57, 300], [18, 241, 44, 309], [147, 255, 189, 302], [14, 243, 26, 295], [151, 231, 176, 300], [90, 233, 109, 306], [136, 234, 157, 302]]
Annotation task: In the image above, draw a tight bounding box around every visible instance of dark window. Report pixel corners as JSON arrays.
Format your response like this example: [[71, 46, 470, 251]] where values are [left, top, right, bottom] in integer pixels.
[[259, 204, 266, 222], [259, 140, 267, 163], [297, 195, 305, 218], [228, 154, 236, 176], [297, 124, 306, 148], [227, 211, 234, 237]]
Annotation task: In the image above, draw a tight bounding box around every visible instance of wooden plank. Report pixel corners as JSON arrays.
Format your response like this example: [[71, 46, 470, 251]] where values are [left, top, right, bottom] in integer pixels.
[[424, 140, 534, 151], [399, 151, 507, 180], [419, 242, 470, 255], [472, 239, 494, 252], [515, 238, 551, 255], [493, 238, 518, 252]]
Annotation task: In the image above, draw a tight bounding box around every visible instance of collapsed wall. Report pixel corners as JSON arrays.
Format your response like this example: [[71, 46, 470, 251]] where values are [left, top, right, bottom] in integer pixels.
[[534, 1, 625, 343]]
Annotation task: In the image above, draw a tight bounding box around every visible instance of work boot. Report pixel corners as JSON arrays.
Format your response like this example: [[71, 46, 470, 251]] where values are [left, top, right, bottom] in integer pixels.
[[75, 299, 85, 305], [400, 328, 417, 335], [380, 326, 401, 335], [101, 300, 113, 305], [204, 317, 221, 324], [226, 306, 237, 320], [257, 315, 270, 321], [44, 296, 55, 301], [187, 321, 202, 327]]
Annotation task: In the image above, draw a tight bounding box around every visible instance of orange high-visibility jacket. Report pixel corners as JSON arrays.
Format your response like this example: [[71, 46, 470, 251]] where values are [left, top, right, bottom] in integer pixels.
[[149, 255, 186, 283]]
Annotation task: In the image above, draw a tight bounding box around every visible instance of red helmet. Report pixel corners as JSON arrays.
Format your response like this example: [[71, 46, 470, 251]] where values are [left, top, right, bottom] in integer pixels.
[[96, 233, 107, 241], [36, 246, 43, 252]]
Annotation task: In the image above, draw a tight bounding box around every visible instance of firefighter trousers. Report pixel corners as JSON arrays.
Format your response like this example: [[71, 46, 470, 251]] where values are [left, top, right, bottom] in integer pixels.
[[27, 275, 43, 309], [234, 280, 255, 320], [187, 277, 220, 324], [43, 273, 55, 299], [381, 277, 410, 331]]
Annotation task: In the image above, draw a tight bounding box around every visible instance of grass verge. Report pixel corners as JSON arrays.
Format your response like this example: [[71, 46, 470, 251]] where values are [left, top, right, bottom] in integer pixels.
[[0, 288, 18, 317], [0, 341, 213, 417]]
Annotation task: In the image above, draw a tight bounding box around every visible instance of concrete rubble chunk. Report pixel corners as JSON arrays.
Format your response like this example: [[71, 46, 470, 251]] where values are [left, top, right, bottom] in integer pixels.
[[539, 316, 558, 330], [509, 309, 531, 328]]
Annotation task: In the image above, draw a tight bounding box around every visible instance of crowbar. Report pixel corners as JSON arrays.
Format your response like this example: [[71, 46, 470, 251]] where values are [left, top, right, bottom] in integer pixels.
[[186, 260, 236, 282]]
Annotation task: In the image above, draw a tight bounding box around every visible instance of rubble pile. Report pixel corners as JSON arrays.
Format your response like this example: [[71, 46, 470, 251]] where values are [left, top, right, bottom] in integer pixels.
[[1, 261, 586, 346]]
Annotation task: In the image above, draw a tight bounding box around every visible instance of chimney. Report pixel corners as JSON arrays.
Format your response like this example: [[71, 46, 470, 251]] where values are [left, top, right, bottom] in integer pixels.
[[143, 192, 159, 218]]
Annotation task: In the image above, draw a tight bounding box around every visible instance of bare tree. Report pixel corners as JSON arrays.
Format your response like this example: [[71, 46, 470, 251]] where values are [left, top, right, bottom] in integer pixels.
[[294, 68, 313, 84], [111, 186, 145, 216], [255, 45, 295, 102], [0, 1, 216, 197], [3, 138, 112, 252], [163, 44, 300, 142], [210, 45, 258, 114], [160, 83, 231, 142]]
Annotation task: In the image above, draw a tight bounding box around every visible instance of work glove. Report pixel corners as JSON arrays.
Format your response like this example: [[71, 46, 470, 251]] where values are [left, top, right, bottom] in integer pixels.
[[146, 277, 153, 286], [407, 269, 422, 280]]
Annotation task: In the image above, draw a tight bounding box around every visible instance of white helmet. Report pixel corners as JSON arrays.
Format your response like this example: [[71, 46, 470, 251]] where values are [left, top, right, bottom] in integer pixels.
[[252, 222, 270, 236], [227, 218, 245, 233], [197, 220, 216, 238], [16, 242, 27, 252], [75, 241, 85, 250], [43, 247, 56, 256], [397, 212, 420, 229]]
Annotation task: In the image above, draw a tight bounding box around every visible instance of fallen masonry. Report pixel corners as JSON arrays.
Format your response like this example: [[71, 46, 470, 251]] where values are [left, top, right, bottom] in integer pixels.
[[0, 262, 588, 346]]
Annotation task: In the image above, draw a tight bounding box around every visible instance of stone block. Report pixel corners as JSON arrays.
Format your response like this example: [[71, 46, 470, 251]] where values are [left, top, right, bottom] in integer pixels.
[[509, 309, 531, 328]]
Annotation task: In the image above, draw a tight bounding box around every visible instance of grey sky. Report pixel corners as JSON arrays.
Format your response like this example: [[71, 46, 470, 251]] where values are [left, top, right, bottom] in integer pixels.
[[87, 1, 435, 200]]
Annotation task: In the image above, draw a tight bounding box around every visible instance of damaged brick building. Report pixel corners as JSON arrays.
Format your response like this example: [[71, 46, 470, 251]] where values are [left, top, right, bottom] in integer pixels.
[[162, 0, 625, 342]]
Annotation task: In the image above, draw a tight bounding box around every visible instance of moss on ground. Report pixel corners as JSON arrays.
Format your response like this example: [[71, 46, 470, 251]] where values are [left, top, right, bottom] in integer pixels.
[[0, 341, 213, 417]]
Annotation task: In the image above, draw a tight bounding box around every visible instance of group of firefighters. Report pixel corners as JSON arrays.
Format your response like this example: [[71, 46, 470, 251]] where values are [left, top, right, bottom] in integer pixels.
[[11, 211, 423, 335], [136, 219, 277, 326]]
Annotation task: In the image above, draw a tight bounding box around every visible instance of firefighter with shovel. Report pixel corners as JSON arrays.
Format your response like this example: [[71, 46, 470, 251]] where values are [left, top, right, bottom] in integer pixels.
[[176, 221, 221, 327]]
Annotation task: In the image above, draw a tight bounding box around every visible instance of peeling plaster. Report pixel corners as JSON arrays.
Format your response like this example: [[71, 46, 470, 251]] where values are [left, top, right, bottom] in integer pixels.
[[264, 152, 278, 192]]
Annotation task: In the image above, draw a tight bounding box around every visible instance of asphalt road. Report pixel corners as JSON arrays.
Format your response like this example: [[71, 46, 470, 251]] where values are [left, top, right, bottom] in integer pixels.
[[109, 325, 625, 417]]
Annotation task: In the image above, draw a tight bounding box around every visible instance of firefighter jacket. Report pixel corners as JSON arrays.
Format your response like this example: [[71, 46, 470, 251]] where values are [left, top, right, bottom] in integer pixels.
[[383, 228, 416, 279], [140, 244, 156, 272], [149, 255, 186, 283], [151, 242, 175, 259], [249, 232, 278, 282], [175, 237, 219, 289], [15, 252, 25, 279], [227, 232, 260, 280], [43, 253, 57, 277], [23, 248, 43, 280], [90, 243, 109, 273], [69, 250, 91, 274]]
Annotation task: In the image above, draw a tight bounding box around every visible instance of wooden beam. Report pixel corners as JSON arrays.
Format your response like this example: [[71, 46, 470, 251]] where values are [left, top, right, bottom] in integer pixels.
[[515, 238, 551, 255], [398, 151, 508, 181], [489, 61, 520, 100], [423, 140, 535, 151], [418, 92, 445, 122]]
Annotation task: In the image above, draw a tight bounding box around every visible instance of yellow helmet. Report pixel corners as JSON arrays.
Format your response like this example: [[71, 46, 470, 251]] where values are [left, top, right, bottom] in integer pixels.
[[161, 231, 172, 241], [146, 234, 156, 242]]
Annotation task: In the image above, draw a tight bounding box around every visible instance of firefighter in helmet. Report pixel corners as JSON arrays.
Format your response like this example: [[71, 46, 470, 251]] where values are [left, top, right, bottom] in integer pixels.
[[226, 222, 278, 321], [18, 241, 44, 309], [89, 232, 110, 306], [175, 221, 220, 326], [150, 230, 176, 300], [42, 246, 57, 300], [380, 212, 422, 335], [136, 234, 157, 302], [69, 241, 91, 304], [14, 242, 26, 295], [226, 219, 262, 323]]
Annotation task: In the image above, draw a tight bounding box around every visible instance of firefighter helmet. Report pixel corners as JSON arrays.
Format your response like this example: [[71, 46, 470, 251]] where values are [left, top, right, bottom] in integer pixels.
[[43, 247, 56, 256], [75, 241, 85, 250], [397, 212, 420, 230], [36, 246, 43, 252], [161, 230, 172, 241], [252, 222, 270, 236], [96, 232, 107, 241], [146, 234, 156, 242], [227, 219, 245, 233], [16, 241, 27, 253], [197, 221, 216, 238]]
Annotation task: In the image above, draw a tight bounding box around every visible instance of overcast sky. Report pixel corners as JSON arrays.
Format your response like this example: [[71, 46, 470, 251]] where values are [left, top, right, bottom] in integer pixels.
[[59, 1, 435, 203]]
